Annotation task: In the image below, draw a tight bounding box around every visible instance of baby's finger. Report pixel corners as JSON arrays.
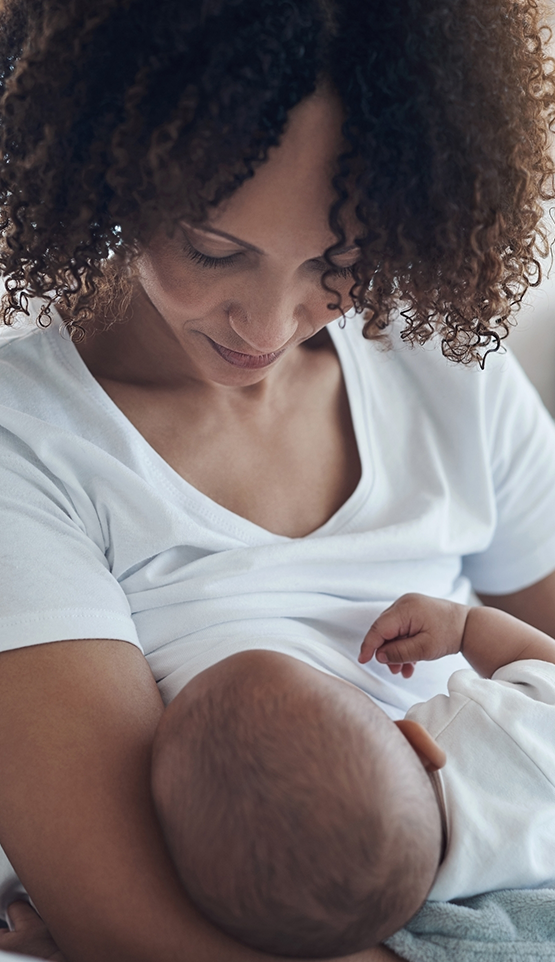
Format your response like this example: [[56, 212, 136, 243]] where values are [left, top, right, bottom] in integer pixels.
[[375, 636, 427, 666], [3, 901, 67, 961], [359, 596, 428, 664], [386, 662, 415, 677], [359, 615, 407, 663], [358, 625, 385, 663], [6, 900, 42, 931]]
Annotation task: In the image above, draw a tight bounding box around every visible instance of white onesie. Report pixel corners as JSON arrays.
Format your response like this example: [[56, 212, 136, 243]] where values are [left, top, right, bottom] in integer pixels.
[[412, 660, 555, 901]]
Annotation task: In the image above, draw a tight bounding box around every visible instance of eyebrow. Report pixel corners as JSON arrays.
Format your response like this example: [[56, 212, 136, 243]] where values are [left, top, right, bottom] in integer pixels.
[[190, 224, 359, 258], [191, 225, 264, 253]]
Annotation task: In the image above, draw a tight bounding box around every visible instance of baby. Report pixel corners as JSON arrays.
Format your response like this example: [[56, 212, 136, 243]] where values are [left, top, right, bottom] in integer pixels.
[[151, 596, 555, 959]]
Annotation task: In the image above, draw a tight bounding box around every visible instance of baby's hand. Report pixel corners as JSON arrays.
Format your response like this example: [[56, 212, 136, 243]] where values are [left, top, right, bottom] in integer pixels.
[[0, 901, 67, 960], [358, 593, 468, 678]]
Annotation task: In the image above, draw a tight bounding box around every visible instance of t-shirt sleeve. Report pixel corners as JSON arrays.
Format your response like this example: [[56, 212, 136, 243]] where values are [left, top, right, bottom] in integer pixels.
[[462, 349, 555, 594], [0, 429, 140, 652]]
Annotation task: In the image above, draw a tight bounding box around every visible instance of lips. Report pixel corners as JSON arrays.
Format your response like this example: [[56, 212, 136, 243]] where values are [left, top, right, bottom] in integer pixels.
[[206, 336, 286, 369]]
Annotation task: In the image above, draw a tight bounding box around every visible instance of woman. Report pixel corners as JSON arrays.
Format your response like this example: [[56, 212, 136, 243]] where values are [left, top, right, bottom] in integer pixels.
[[0, 1, 554, 960]]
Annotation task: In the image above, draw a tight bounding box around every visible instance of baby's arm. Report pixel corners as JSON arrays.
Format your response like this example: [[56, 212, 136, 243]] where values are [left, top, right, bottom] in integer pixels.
[[359, 592, 555, 678]]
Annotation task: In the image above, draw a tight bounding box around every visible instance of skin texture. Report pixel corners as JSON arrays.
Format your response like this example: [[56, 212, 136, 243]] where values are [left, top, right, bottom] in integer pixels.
[[2, 87, 555, 961]]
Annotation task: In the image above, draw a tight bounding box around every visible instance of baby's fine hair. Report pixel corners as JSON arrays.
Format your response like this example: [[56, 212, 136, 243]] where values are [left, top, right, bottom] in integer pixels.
[[152, 652, 440, 958]]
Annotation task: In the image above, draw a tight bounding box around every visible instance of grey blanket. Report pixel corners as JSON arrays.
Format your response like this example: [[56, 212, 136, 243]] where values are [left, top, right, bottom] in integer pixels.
[[384, 889, 555, 962]]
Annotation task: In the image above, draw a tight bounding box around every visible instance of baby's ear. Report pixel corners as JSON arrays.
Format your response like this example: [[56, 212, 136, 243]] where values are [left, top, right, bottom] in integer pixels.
[[394, 719, 446, 773]]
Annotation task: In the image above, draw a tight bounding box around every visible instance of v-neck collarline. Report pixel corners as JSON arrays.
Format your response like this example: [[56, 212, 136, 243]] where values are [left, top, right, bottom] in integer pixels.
[[49, 312, 375, 543]]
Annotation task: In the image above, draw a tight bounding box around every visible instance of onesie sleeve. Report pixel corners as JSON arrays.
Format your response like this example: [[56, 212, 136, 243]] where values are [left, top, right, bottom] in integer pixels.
[[492, 659, 555, 705], [0, 422, 141, 653], [461, 349, 555, 594]]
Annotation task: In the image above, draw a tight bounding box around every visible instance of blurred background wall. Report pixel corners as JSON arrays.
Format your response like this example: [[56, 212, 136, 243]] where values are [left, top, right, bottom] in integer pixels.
[[506, 0, 555, 414], [507, 257, 555, 417]]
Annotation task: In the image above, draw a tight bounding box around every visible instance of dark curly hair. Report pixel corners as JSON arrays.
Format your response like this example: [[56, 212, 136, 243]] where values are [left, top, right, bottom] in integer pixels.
[[0, 0, 553, 361]]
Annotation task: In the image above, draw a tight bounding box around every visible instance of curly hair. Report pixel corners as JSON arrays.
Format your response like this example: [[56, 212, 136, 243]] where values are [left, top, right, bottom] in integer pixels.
[[0, 0, 553, 361]]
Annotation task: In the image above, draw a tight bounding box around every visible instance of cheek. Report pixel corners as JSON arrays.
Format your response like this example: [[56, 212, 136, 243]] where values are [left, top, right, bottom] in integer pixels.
[[318, 274, 356, 316], [136, 249, 212, 316]]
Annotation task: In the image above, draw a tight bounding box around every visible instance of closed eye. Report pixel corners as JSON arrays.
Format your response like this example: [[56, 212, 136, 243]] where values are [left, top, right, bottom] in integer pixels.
[[328, 263, 356, 279], [184, 240, 245, 269], [309, 258, 357, 280], [183, 236, 358, 277]]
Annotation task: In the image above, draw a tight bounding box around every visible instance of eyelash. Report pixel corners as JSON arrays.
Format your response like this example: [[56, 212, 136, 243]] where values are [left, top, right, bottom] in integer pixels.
[[184, 243, 244, 269], [184, 241, 356, 279], [328, 264, 357, 280]]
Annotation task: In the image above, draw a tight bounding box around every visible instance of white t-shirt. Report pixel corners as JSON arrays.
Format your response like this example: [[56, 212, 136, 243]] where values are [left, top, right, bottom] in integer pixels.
[[1, 307, 555, 914], [411, 660, 555, 901]]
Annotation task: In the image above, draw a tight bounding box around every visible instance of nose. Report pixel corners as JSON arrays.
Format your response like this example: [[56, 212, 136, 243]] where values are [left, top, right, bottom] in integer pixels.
[[225, 283, 305, 354]]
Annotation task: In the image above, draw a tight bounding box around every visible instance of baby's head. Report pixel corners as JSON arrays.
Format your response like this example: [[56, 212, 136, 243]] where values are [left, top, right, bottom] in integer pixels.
[[152, 651, 443, 958]]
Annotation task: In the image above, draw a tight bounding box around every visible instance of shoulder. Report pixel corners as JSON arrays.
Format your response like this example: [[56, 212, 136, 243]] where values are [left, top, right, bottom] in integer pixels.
[[337, 316, 555, 493], [0, 317, 66, 406], [332, 315, 554, 482], [335, 313, 532, 415], [0, 310, 103, 440]]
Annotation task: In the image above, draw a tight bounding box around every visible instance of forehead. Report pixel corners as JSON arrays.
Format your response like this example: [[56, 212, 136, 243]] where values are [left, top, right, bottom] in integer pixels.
[[207, 91, 349, 256]]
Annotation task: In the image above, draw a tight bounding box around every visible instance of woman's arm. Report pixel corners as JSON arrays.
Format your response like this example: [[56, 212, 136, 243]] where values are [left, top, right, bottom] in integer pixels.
[[478, 568, 555, 638], [0, 906, 402, 962], [0, 639, 402, 962]]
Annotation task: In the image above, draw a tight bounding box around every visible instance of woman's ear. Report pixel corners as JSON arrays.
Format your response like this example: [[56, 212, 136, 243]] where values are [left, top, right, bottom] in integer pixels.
[[394, 719, 447, 772]]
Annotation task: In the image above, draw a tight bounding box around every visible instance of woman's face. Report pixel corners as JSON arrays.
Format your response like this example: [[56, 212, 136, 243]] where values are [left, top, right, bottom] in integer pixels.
[[135, 91, 359, 387]]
